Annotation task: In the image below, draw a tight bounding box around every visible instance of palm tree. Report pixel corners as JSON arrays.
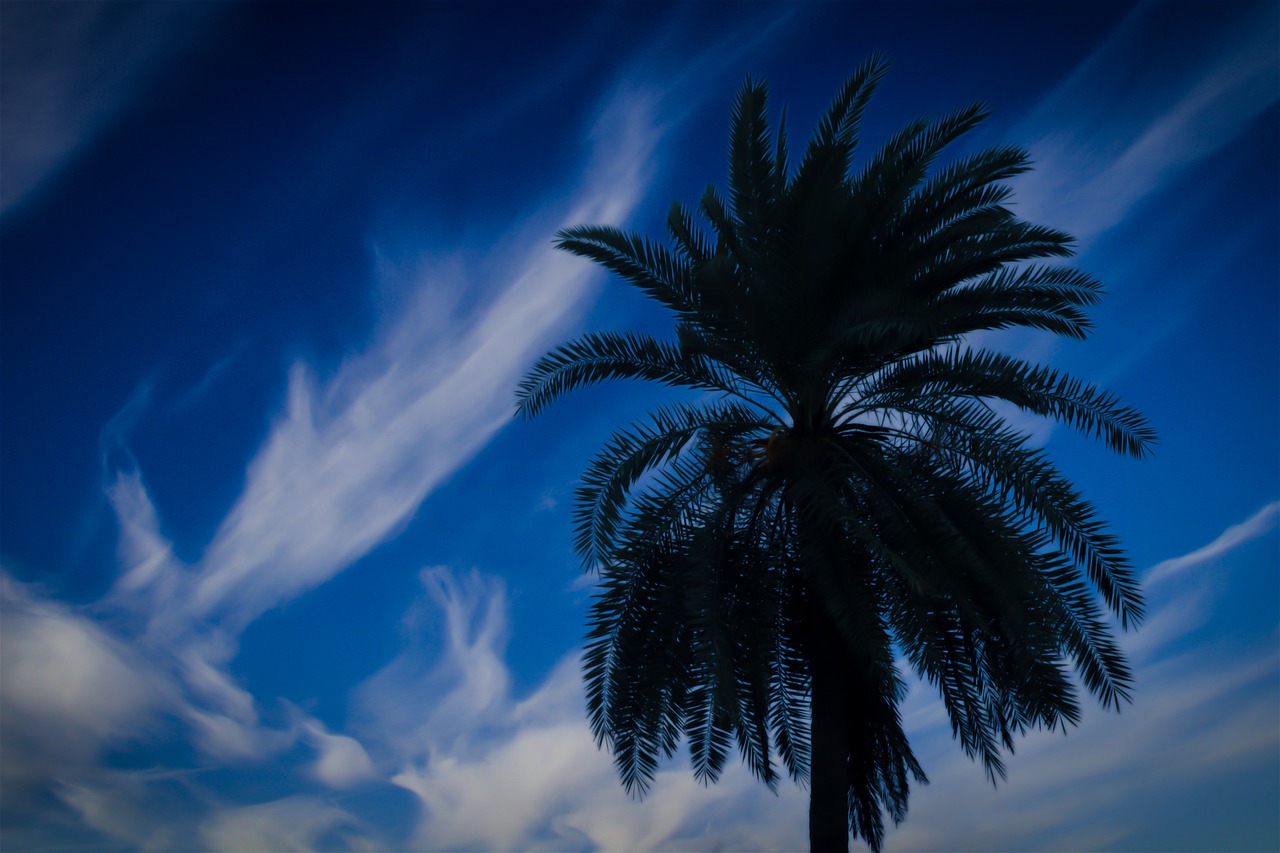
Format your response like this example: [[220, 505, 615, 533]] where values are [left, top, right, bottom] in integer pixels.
[[517, 55, 1154, 852]]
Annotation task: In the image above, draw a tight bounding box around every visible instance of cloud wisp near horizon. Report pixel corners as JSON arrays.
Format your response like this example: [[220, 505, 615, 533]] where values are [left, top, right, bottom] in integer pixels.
[[2, 2, 1276, 850], [8, 492, 1272, 850]]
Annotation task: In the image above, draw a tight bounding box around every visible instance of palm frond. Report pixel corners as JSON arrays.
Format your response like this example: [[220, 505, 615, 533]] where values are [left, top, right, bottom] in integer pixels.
[[667, 201, 711, 265], [556, 225, 699, 315], [516, 330, 747, 418], [852, 102, 992, 238], [796, 53, 891, 187], [865, 348, 1156, 458], [727, 77, 779, 247]]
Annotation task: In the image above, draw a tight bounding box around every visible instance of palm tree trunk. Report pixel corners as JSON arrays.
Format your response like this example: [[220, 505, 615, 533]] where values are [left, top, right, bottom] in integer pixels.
[[808, 612, 850, 853]]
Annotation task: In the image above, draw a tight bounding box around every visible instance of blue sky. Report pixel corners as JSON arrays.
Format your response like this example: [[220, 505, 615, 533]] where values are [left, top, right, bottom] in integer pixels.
[[1, 1, 1276, 850]]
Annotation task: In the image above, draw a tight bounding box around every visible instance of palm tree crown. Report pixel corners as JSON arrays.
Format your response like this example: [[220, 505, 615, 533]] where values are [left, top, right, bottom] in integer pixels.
[[517, 55, 1154, 852]]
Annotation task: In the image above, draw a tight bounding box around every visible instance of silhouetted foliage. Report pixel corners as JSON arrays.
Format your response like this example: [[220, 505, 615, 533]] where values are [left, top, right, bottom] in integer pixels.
[[518, 55, 1153, 852]]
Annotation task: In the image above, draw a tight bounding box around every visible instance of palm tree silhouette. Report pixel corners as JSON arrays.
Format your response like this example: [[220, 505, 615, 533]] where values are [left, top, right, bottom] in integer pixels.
[[518, 55, 1154, 852]]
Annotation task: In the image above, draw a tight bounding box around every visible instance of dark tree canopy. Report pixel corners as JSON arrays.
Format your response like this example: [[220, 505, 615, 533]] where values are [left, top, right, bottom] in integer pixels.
[[518, 54, 1153, 852]]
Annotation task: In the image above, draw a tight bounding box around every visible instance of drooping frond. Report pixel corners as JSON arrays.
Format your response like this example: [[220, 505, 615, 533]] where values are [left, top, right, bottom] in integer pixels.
[[927, 410, 1148, 629], [864, 348, 1157, 458], [574, 400, 770, 566]]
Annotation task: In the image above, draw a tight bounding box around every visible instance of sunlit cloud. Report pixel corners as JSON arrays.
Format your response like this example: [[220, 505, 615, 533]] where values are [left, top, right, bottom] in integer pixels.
[[106, 468, 183, 596], [354, 566, 513, 765], [296, 715, 378, 790], [54, 776, 178, 852]]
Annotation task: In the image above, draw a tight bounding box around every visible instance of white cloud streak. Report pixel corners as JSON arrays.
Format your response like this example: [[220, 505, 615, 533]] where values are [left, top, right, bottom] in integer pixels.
[[3, 80, 663, 849], [1012, 2, 1278, 246], [71, 89, 663, 780], [114, 88, 662, 638], [1147, 499, 1279, 585]]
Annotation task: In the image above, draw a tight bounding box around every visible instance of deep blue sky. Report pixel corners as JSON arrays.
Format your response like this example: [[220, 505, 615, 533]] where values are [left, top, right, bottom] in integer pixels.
[[2, 2, 1277, 850]]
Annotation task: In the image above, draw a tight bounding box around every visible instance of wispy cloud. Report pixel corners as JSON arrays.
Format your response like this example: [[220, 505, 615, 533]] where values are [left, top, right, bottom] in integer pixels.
[[1147, 499, 1279, 585], [198, 796, 365, 853], [1012, 2, 1278, 246], [2, 79, 664, 848], [31, 80, 665, 817], [354, 566, 513, 763], [116, 88, 660, 639], [0, 2, 223, 216]]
